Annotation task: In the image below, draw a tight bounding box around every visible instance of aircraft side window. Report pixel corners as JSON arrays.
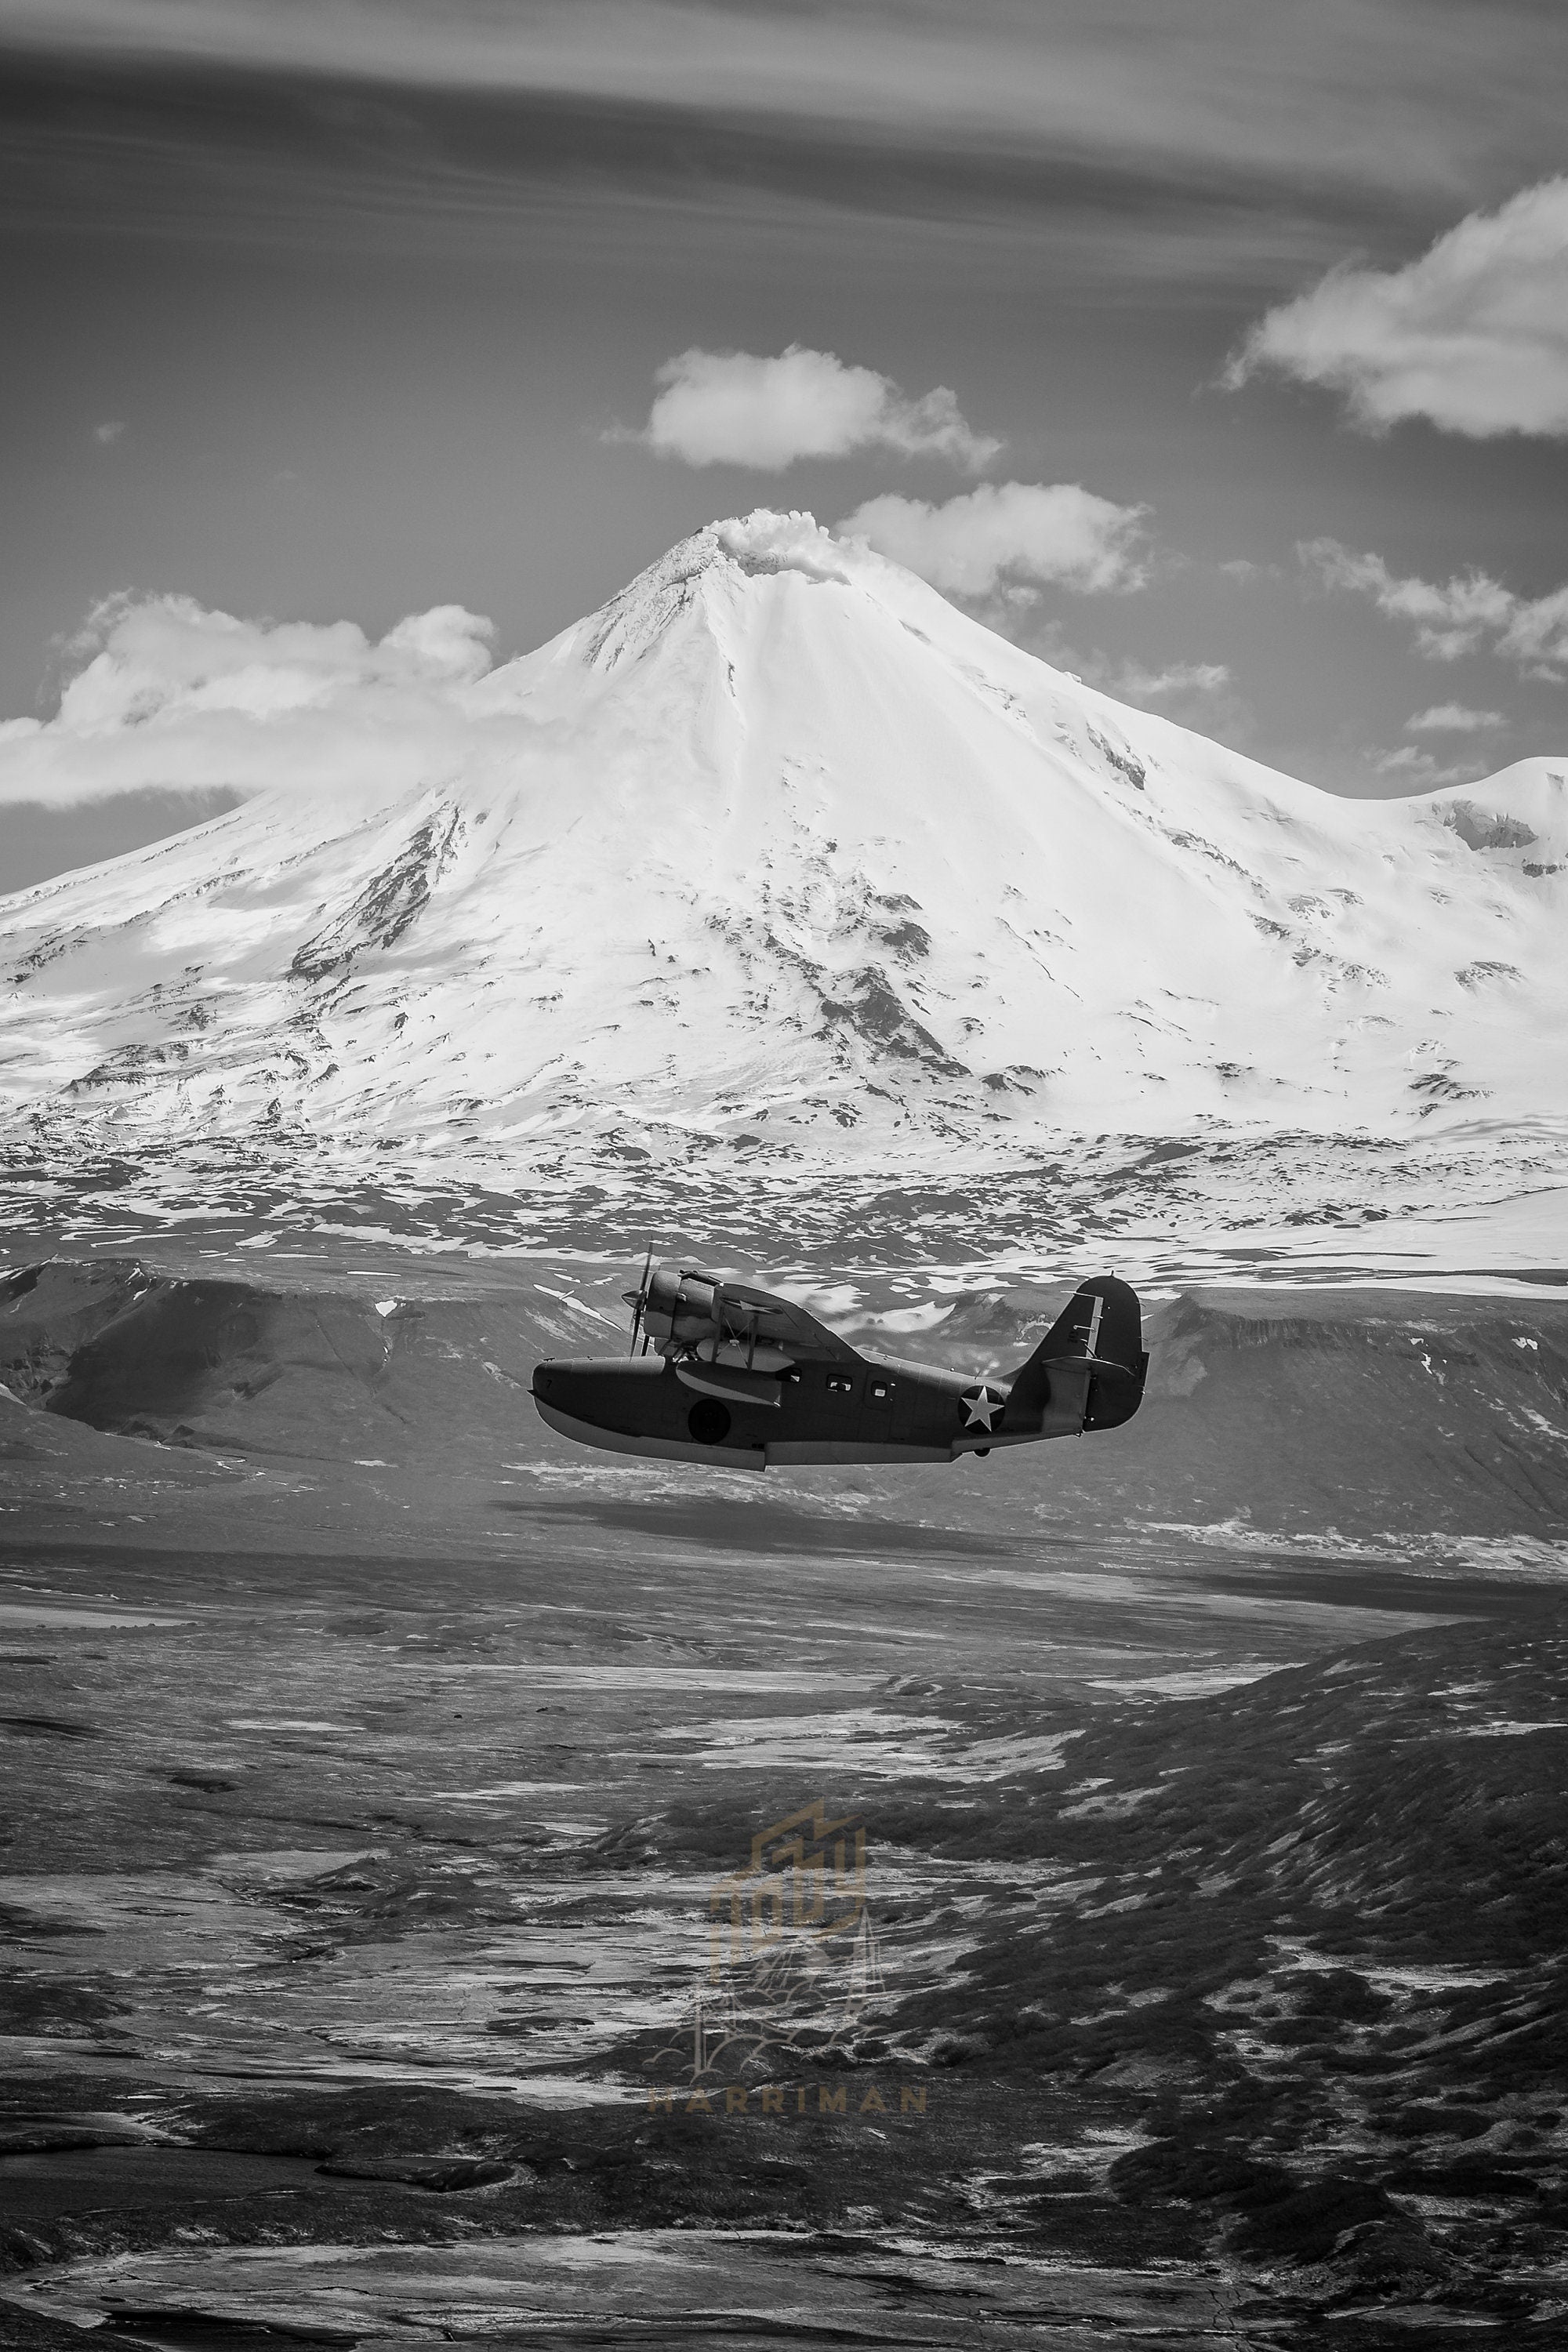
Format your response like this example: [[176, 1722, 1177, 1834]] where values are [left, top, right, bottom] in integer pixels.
[[826, 1373, 855, 1396], [869, 1381, 892, 1401]]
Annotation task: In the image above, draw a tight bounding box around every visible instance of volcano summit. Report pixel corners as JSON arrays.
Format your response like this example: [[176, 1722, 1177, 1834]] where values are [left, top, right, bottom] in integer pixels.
[[2, 510, 1563, 1191]]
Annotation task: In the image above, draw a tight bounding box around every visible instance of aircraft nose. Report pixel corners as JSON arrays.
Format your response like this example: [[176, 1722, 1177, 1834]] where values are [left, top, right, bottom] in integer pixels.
[[532, 1359, 637, 1425], [532, 1360, 595, 1409]]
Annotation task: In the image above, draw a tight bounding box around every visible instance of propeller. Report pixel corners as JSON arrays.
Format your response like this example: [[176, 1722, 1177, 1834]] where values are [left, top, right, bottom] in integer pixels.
[[624, 1246, 654, 1356]]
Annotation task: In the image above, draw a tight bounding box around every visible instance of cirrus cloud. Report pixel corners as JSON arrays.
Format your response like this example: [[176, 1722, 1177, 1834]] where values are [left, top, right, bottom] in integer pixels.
[[629, 344, 1001, 470], [835, 480, 1149, 596], [1228, 178, 1568, 437]]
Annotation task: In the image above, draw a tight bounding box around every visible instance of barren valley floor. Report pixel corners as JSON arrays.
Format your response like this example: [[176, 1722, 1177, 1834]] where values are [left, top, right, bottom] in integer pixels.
[[1, 1240, 1566, 2348]]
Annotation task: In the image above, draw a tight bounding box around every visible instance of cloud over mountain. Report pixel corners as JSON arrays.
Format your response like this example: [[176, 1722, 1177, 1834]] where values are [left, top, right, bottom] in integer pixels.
[[837, 481, 1148, 596], [631, 345, 1000, 470], [1229, 178, 1568, 437], [0, 593, 498, 809], [1113, 659, 1230, 702]]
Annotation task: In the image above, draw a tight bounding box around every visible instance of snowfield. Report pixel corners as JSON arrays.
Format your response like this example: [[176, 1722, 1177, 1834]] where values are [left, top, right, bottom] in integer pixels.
[[0, 510, 1563, 1270]]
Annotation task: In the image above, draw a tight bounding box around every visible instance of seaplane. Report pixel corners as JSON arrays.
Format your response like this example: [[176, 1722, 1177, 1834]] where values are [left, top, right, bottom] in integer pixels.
[[531, 1262, 1147, 1471]]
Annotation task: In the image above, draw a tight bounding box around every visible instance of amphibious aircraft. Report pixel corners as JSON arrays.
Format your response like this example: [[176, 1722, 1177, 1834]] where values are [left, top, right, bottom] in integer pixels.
[[531, 1261, 1147, 1471]]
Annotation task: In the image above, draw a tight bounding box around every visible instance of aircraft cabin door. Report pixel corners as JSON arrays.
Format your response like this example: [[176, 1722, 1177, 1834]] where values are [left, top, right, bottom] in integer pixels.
[[862, 1372, 896, 1445]]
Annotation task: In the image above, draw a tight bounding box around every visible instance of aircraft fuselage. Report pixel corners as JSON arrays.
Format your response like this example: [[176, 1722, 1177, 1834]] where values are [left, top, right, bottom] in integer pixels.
[[532, 1329, 1138, 1472]]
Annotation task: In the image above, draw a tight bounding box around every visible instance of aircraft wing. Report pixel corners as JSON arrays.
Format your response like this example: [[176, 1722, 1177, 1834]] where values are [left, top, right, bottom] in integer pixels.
[[712, 1278, 862, 1363]]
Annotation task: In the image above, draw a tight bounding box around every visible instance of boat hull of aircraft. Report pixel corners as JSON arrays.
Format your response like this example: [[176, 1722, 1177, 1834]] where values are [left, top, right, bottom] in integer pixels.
[[531, 1267, 1148, 1472]]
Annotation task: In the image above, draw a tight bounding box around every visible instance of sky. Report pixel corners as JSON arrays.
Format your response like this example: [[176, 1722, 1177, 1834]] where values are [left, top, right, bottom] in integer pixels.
[[1, 0, 1565, 891]]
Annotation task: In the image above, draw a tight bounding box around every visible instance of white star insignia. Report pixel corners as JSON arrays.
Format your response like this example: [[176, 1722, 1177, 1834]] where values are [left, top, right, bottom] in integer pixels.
[[960, 1385, 1002, 1432]]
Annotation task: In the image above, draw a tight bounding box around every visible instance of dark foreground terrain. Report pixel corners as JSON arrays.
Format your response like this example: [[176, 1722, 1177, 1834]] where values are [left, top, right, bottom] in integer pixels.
[[2, 1247, 1566, 2347]]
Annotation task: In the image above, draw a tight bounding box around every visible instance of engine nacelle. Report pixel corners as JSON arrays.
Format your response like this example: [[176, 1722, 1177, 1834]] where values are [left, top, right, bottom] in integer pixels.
[[641, 1263, 735, 1350], [637, 1265, 801, 1372]]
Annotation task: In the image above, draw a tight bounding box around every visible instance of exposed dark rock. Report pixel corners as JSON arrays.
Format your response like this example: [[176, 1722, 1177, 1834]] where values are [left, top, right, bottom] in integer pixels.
[[1446, 803, 1538, 853]]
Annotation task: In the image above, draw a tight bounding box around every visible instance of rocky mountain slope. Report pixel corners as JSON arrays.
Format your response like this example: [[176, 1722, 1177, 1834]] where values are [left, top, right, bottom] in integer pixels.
[[2, 511, 1563, 1171]]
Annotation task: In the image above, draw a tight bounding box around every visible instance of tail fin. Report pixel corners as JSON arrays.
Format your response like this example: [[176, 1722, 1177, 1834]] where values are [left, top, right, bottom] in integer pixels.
[[1006, 1274, 1148, 1433]]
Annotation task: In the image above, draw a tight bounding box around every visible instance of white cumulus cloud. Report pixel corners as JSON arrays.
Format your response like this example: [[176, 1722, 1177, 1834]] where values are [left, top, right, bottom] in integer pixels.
[[1228, 178, 1568, 437], [1299, 538, 1568, 676], [1404, 702, 1508, 734], [836, 481, 1148, 596], [1498, 586, 1568, 677], [0, 593, 499, 810], [631, 344, 1001, 470]]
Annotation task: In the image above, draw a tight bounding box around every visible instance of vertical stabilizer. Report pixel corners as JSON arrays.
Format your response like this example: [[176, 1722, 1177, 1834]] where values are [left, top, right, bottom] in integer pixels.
[[1005, 1276, 1148, 1432]]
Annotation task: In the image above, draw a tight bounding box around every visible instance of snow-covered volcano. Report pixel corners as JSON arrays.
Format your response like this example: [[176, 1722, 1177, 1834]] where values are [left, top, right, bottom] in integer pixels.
[[2, 510, 1564, 1163]]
